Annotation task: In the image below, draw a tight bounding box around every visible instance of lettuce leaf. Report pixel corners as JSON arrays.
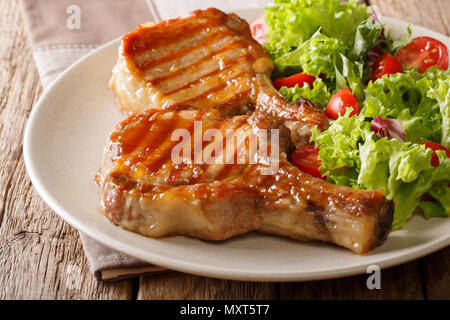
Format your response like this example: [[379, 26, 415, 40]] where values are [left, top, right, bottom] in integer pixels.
[[382, 25, 412, 55], [278, 78, 331, 108], [420, 181, 450, 219], [349, 18, 383, 60], [427, 76, 450, 148], [311, 112, 450, 229], [335, 53, 366, 102], [264, 0, 371, 59], [273, 29, 347, 79], [362, 68, 447, 144], [311, 111, 368, 187], [387, 150, 449, 229]]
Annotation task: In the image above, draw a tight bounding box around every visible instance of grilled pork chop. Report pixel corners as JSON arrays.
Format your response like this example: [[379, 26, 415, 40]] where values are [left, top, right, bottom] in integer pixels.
[[110, 8, 327, 134], [98, 109, 393, 254]]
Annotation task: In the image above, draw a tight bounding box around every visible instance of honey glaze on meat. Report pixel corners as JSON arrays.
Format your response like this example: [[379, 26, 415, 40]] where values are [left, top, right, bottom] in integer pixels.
[[98, 109, 393, 254], [111, 8, 271, 115], [110, 8, 327, 133]]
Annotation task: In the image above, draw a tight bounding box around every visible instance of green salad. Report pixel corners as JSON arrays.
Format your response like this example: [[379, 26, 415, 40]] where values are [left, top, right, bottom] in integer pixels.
[[250, 0, 450, 229]]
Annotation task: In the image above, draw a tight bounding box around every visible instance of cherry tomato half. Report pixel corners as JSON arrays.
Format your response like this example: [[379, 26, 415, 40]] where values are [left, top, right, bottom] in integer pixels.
[[291, 145, 326, 179], [272, 72, 316, 91], [325, 88, 360, 120], [418, 141, 450, 167], [249, 16, 268, 45], [371, 52, 403, 81], [395, 36, 449, 73]]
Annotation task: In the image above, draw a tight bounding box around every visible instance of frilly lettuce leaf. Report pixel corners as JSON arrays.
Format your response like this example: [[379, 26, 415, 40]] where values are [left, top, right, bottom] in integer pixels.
[[427, 76, 450, 148], [264, 0, 371, 60], [278, 78, 331, 108], [420, 181, 450, 219], [311, 111, 368, 187], [362, 68, 448, 144], [273, 29, 347, 79], [349, 18, 383, 60]]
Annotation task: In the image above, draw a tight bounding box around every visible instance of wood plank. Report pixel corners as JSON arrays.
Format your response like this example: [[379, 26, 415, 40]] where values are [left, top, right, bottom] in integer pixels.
[[369, 0, 449, 35], [437, 0, 450, 35], [138, 273, 277, 300], [0, 0, 132, 299], [419, 247, 450, 299], [280, 262, 424, 299]]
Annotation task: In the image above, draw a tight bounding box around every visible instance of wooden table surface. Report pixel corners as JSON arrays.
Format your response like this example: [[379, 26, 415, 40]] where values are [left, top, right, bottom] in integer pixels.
[[0, 0, 449, 300]]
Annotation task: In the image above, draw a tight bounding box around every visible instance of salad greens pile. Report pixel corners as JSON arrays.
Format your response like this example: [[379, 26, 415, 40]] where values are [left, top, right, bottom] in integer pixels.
[[265, 0, 382, 100], [263, 0, 450, 229], [311, 111, 449, 229]]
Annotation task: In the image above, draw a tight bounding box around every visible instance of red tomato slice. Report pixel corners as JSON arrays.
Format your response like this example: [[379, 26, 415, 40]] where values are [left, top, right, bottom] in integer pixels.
[[371, 52, 403, 81], [418, 141, 450, 167], [325, 88, 360, 120], [249, 16, 268, 45], [395, 37, 449, 73], [272, 72, 316, 91], [291, 145, 326, 179]]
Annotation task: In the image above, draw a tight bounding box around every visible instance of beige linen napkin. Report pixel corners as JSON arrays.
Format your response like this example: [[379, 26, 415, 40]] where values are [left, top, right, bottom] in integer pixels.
[[21, 0, 269, 281]]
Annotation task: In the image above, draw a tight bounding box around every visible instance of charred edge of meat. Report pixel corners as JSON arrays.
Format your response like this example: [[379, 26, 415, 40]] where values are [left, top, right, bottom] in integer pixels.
[[373, 199, 394, 249], [296, 98, 324, 113]]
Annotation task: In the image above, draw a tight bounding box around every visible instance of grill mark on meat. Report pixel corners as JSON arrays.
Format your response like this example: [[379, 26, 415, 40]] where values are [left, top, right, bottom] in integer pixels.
[[128, 112, 182, 171], [147, 110, 210, 174], [138, 31, 239, 75], [110, 113, 155, 156], [212, 90, 252, 111], [148, 40, 248, 88], [187, 116, 249, 183], [178, 71, 252, 108], [123, 15, 228, 56], [212, 120, 249, 181], [139, 112, 199, 174], [135, 114, 178, 152], [142, 39, 247, 83], [189, 118, 234, 183], [132, 27, 225, 64], [161, 55, 251, 97]]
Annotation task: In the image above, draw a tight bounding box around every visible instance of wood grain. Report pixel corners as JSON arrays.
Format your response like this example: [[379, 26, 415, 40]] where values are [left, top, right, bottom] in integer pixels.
[[370, 0, 449, 35], [0, 0, 132, 299], [280, 262, 424, 300], [138, 273, 277, 300], [419, 247, 450, 299]]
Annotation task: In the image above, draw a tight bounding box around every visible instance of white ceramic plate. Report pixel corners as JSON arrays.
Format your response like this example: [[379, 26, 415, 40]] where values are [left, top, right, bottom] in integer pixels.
[[24, 8, 450, 281]]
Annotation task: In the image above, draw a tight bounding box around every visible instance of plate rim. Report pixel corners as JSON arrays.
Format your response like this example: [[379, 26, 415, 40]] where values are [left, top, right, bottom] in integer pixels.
[[23, 13, 450, 282]]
